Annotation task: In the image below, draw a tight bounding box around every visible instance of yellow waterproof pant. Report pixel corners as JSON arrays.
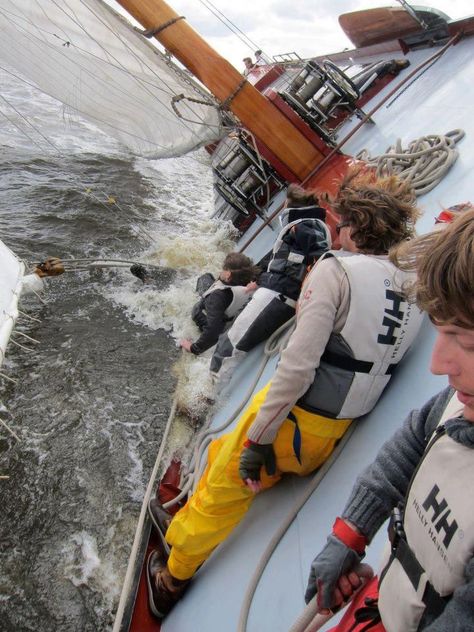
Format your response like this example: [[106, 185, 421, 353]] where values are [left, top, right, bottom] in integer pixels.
[[166, 384, 352, 580]]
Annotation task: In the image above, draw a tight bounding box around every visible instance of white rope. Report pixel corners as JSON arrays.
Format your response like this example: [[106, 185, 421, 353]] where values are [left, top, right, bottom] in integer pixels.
[[237, 422, 358, 632], [0, 416, 21, 441], [288, 600, 332, 632], [161, 315, 295, 507], [356, 129, 465, 196]]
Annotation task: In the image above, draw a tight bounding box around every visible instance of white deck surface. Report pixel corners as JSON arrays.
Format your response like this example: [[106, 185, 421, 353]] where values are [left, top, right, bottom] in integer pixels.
[[163, 35, 474, 632]]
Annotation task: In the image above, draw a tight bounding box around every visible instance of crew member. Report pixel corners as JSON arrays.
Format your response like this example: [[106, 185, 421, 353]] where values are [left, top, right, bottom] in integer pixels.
[[304, 210, 474, 632], [180, 252, 258, 355]]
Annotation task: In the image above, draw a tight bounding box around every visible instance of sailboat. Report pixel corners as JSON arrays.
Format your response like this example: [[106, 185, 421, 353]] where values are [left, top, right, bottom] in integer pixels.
[[0, 1, 473, 631]]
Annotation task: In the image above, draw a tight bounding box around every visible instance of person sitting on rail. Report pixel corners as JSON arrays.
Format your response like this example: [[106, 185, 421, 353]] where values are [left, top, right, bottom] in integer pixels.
[[304, 209, 474, 632], [145, 167, 425, 620], [209, 184, 330, 388], [179, 252, 259, 356]]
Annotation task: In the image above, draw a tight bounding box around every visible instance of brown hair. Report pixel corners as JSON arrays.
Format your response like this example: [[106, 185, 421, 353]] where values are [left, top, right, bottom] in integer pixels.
[[286, 183, 319, 208], [390, 209, 474, 328], [327, 167, 420, 254], [222, 252, 259, 286]]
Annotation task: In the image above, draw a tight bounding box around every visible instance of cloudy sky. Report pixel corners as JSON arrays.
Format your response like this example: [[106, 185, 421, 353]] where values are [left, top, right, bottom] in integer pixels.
[[128, 0, 472, 68]]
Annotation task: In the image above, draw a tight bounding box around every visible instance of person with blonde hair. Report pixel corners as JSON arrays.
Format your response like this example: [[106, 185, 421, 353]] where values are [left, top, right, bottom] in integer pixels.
[[305, 209, 474, 632], [146, 169, 424, 619]]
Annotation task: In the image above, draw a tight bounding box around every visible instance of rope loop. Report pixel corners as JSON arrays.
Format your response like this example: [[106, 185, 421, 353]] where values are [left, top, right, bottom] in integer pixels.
[[356, 129, 465, 196], [220, 78, 247, 111], [141, 16, 185, 38]]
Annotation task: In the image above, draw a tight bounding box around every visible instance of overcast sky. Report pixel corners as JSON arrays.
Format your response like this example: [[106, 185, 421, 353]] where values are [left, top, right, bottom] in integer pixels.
[[120, 0, 472, 69]]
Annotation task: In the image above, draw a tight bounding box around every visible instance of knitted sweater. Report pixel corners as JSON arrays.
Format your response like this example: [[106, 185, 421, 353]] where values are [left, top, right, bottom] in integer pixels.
[[342, 386, 474, 631]]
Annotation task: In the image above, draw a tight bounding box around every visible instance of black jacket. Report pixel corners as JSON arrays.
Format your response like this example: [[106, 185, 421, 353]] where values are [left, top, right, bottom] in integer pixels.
[[190, 288, 233, 355]]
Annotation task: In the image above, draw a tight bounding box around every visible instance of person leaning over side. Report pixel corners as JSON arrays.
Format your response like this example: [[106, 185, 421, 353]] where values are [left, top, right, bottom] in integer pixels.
[[179, 252, 259, 356], [209, 183, 330, 388], [146, 168, 425, 619], [304, 210, 474, 632]]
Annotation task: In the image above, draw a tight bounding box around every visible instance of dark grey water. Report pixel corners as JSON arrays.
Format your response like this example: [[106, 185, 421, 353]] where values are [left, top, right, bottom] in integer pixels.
[[0, 72, 230, 631]]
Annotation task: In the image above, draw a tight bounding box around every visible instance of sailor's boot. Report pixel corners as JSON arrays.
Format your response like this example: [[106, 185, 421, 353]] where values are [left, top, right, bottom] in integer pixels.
[[148, 498, 172, 539], [147, 549, 190, 619]]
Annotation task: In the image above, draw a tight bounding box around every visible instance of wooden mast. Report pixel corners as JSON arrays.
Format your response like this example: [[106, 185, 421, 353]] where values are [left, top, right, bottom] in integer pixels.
[[115, 0, 325, 181]]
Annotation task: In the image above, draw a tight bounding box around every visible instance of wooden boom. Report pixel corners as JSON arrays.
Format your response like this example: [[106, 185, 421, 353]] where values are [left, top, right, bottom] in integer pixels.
[[116, 0, 325, 180]]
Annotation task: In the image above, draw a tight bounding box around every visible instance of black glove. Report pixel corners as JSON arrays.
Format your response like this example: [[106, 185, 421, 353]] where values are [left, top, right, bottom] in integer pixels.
[[130, 264, 152, 284], [239, 440, 276, 482], [305, 533, 363, 606]]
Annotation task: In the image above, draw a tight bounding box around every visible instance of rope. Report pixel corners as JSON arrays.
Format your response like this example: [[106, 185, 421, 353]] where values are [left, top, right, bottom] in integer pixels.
[[162, 315, 295, 508], [220, 78, 247, 111], [0, 416, 21, 442], [356, 129, 465, 196], [25, 258, 167, 276], [197, 0, 266, 57], [288, 598, 331, 632], [171, 93, 225, 130], [141, 16, 185, 38], [237, 422, 358, 632]]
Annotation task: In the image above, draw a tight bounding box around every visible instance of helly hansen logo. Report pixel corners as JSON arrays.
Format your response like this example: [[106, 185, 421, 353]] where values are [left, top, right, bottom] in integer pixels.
[[377, 289, 405, 345], [422, 485, 458, 548]]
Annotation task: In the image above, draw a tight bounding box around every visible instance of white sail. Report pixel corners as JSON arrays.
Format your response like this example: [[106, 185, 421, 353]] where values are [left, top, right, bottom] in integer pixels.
[[0, 241, 24, 370], [0, 0, 223, 158]]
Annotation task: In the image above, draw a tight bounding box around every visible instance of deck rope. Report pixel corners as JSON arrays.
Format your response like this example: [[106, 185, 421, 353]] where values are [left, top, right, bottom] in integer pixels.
[[162, 315, 296, 507], [356, 129, 464, 196]]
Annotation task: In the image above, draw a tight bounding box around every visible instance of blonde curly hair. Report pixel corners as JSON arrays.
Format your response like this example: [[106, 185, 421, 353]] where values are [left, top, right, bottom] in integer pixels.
[[326, 167, 420, 254]]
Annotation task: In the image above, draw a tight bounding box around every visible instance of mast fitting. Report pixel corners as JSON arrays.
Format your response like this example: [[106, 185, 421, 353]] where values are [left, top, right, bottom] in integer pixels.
[[220, 78, 247, 111], [140, 16, 185, 38]]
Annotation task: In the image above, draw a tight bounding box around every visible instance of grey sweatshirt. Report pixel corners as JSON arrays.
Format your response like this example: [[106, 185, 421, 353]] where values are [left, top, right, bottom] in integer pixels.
[[342, 386, 474, 631]]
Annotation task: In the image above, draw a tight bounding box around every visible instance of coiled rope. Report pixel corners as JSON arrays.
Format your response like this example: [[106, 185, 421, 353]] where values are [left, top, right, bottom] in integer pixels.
[[356, 129, 465, 196]]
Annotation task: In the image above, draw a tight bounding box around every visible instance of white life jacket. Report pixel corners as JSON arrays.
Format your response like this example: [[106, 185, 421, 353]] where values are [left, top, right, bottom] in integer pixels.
[[297, 252, 423, 419], [202, 280, 250, 320], [378, 394, 474, 632]]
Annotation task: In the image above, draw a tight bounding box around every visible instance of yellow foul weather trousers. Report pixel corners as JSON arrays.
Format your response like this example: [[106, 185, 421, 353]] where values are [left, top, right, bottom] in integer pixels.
[[166, 384, 352, 580]]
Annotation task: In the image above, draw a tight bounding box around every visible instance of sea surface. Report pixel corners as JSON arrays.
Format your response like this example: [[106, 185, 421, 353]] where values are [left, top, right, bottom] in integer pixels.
[[0, 69, 236, 631]]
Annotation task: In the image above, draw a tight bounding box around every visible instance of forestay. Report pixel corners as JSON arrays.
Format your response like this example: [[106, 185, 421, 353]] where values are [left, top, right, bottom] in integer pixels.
[[0, 0, 223, 158]]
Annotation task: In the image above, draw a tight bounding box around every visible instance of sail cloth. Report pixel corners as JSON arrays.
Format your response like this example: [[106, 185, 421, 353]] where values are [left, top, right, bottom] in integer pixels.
[[0, 0, 223, 158], [0, 241, 24, 370]]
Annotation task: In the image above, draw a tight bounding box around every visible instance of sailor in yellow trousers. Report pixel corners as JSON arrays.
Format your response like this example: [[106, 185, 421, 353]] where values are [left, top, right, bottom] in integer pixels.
[[166, 384, 350, 579], [146, 169, 425, 619]]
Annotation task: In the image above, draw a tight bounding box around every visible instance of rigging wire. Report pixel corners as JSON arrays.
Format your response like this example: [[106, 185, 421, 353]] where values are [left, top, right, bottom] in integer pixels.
[[0, 1, 224, 152], [0, 96, 151, 244], [0, 5, 197, 135], [197, 0, 266, 57]]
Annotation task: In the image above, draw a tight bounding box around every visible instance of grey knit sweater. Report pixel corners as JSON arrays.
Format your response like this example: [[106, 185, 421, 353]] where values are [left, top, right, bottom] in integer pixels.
[[342, 386, 474, 631]]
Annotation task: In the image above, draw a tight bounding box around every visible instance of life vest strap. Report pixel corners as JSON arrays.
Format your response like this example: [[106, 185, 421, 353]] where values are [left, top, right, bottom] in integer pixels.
[[387, 509, 449, 618], [321, 349, 397, 375]]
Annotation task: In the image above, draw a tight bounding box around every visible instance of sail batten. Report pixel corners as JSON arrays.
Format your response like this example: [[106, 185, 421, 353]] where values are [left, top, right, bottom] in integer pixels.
[[0, 0, 223, 158]]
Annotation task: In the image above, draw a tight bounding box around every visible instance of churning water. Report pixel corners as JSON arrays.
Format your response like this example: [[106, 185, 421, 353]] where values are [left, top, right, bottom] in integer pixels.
[[0, 69, 236, 631]]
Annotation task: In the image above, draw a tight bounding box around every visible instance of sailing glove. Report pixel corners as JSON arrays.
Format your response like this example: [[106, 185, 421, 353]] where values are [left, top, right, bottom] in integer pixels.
[[239, 439, 276, 482], [305, 518, 367, 606]]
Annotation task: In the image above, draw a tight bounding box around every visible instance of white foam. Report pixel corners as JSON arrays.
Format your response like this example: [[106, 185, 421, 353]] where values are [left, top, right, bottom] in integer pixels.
[[62, 531, 121, 605]]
